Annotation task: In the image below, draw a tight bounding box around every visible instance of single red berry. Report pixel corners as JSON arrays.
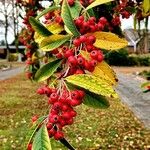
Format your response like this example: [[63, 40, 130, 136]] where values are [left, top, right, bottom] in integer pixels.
[[52, 102, 63, 111], [62, 112, 72, 120], [37, 88, 45, 95], [90, 59, 97, 67], [99, 17, 107, 25], [48, 128, 56, 137], [68, 56, 78, 66], [75, 69, 84, 74], [46, 123, 53, 130], [64, 49, 74, 58], [97, 23, 104, 30], [32, 115, 38, 123], [27, 143, 32, 150], [49, 114, 60, 124], [70, 99, 82, 106], [79, 35, 87, 43], [68, 0, 74, 6], [97, 53, 104, 62], [77, 56, 85, 65], [71, 90, 80, 99], [50, 93, 58, 102], [73, 38, 81, 47], [56, 53, 63, 59], [90, 50, 98, 59], [77, 90, 85, 99], [66, 118, 74, 125], [86, 45, 93, 52], [70, 110, 77, 117], [54, 131, 64, 140], [87, 35, 96, 44], [82, 22, 89, 30]]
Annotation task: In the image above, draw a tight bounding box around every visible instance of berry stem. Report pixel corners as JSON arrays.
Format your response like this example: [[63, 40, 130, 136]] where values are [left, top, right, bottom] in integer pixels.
[[59, 138, 75, 150]]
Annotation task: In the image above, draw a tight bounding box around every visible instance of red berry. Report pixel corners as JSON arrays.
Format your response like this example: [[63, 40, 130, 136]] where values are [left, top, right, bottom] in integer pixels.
[[32, 115, 38, 123], [68, 0, 74, 6], [64, 49, 74, 58], [79, 35, 87, 43], [46, 123, 53, 130], [27, 143, 32, 150], [75, 69, 84, 74], [70, 110, 77, 117], [56, 53, 63, 59], [99, 17, 107, 25], [62, 112, 72, 120], [73, 38, 81, 47], [86, 45, 93, 52], [48, 128, 56, 137], [49, 114, 60, 123], [87, 35, 96, 44], [37, 88, 45, 95], [66, 118, 74, 125], [50, 93, 58, 102], [68, 56, 78, 66], [70, 99, 82, 106], [54, 131, 64, 140], [90, 50, 98, 59], [97, 23, 104, 30], [52, 102, 63, 111], [71, 90, 80, 99], [97, 54, 104, 62], [77, 56, 85, 65], [90, 59, 97, 67]]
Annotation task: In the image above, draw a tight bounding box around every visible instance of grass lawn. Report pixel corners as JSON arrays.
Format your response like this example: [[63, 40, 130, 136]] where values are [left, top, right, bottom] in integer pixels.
[[0, 74, 150, 150]]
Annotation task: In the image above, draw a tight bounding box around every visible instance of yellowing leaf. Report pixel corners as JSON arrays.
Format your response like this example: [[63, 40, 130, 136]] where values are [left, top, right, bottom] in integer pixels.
[[86, 0, 114, 10], [46, 22, 64, 34], [143, 0, 150, 14], [93, 32, 128, 50], [93, 61, 118, 85], [80, 50, 90, 60], [34, 32, 45, 44], [66, 74, 118, 99], [40, 34, 71, 51]]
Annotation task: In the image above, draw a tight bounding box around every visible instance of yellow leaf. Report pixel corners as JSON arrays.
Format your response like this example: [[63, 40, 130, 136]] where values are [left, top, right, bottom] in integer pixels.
[[93, 61, 118, 85], [80, 50, 90, 60], [93, 32, 128, 50], [46, 22, 64, 34], [34, 32, 45, 44], [86, 0, 114, 10], [66, 74, 118, 99], [143, 0, 150, 14]]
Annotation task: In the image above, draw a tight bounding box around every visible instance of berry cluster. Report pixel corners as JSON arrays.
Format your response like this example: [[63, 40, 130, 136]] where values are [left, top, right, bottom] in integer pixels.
[[75, 16, 108, 34], [18, 3, 40, 79], [114, 0, 133, 19], [37, 86, 85, 140]]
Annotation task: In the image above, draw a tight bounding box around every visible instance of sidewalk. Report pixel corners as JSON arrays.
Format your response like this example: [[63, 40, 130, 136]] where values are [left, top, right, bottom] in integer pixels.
[[116, 72, 150, 128], [0, 66, 25, 80]]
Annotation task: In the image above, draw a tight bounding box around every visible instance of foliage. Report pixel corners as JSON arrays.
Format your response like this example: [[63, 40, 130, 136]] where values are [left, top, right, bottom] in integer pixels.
[[105, 49, 129, 66], [15, 0, 149, 149]]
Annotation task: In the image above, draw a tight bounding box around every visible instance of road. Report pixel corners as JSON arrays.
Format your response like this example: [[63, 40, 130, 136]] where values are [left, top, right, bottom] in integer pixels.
[[116, 72, 150, 129], [0, 66, 24, 80]]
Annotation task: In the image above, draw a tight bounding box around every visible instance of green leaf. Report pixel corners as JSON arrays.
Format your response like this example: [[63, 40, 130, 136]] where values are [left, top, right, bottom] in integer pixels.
[[85, 0, 114, 10], [70, 0, 82, 19], [141, 82, 150, 88], [35, 59, 62, 82], [83, 91, 110, 109], [36, 6, 60, 20], [61, 0, 80, 37], [32, 124, 52, 150], [29, 17, 52, 36], [65, 74, 118, 98], [26, 116, 47, 148], [40, 34, 71, 51]]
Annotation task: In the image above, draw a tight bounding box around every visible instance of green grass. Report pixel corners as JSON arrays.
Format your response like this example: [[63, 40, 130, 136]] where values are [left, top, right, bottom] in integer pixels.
[[0, 74, 150, 150]]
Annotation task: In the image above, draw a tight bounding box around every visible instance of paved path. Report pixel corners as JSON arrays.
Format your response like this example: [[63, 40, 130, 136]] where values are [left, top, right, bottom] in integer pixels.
[[116, 72, 150, 129], [0, 66, 24, 80]]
